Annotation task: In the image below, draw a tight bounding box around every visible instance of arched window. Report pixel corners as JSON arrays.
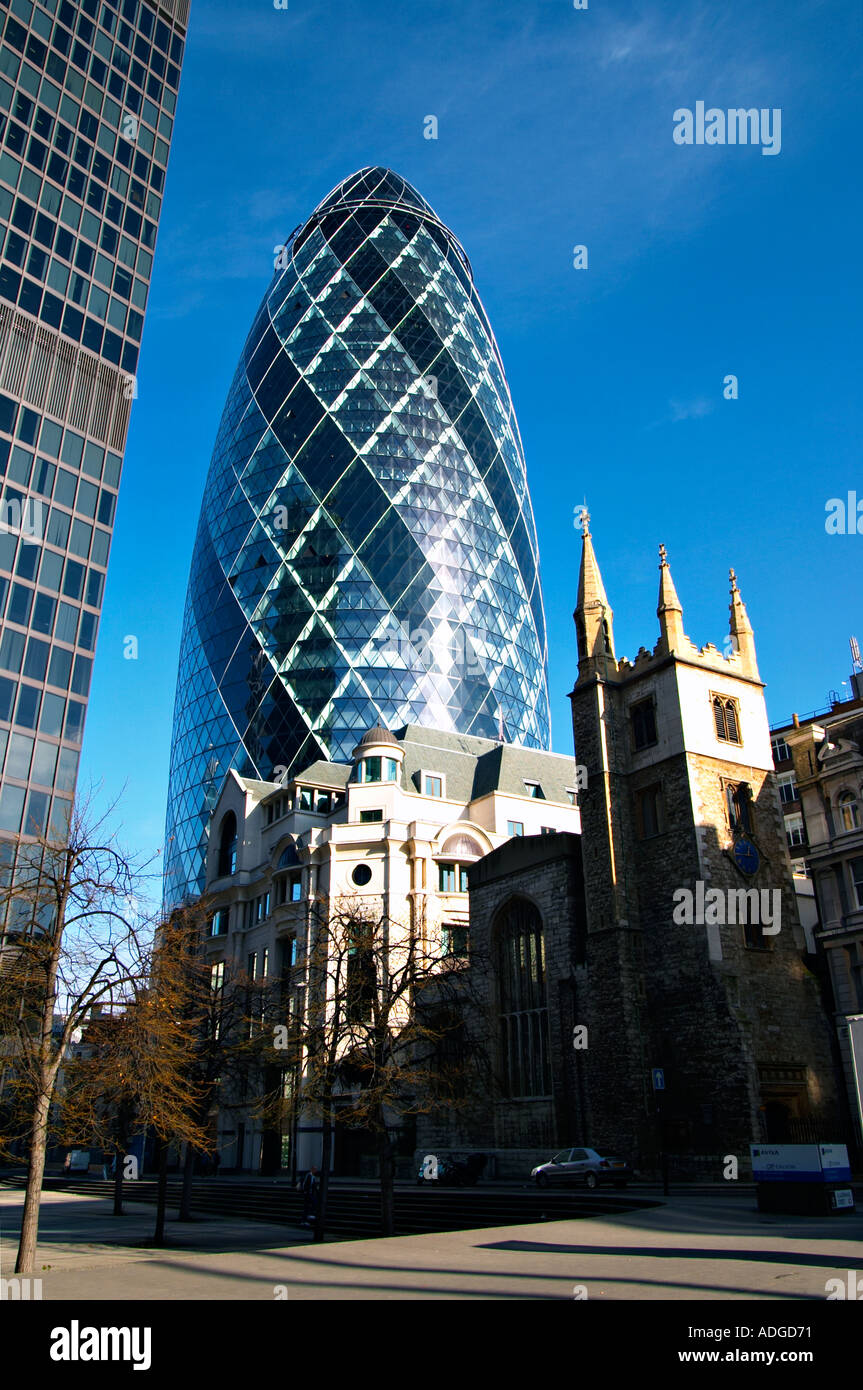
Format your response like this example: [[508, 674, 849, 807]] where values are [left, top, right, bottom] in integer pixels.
[[437, 834, 484, 894], [713, 695, 741, 744], [838, 791, 860, 832], [726, 781, 753, 833], [217, 811, 237, 877], [496, 898, 550, 1098]]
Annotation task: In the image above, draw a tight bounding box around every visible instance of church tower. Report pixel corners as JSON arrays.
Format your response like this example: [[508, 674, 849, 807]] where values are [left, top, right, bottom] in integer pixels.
[[568, 516, 840, 1166]]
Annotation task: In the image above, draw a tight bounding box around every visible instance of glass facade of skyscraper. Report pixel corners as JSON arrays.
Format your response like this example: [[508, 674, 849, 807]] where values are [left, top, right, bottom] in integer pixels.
[[165, 167, 550, 901], [0, 0, 188, 879]]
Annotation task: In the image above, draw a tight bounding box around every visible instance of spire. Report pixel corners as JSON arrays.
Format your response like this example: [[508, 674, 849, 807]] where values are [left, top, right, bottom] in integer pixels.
[[574, 507, 615, 667], [728, 567, 759, 677], [656, 543, 685, 654]]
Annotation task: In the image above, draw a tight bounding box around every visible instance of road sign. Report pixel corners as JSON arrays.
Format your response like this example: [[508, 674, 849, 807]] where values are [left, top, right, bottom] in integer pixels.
[[651, 1068, 665, 1091]]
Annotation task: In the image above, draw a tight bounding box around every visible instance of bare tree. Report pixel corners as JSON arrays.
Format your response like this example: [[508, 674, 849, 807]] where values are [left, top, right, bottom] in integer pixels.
[[0, 800, 158, 1274], [60, 901, 213, 1227], [262, 894, 492, 1239]]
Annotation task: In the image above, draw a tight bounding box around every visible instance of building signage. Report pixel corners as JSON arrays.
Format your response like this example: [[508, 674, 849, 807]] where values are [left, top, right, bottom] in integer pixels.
[[750, 1143, 851, 1182]]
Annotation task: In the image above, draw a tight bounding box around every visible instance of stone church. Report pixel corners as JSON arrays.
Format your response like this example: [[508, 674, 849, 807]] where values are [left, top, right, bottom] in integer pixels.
[[418, 518, 846, 1178]]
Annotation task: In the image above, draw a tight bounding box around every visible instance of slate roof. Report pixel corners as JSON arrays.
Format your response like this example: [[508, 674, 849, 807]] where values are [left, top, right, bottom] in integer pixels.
[[289, 724, 579, 806]]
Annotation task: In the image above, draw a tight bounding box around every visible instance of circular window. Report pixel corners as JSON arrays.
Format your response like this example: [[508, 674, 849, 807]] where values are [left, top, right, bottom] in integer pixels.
[[352, 863, 372, 886]]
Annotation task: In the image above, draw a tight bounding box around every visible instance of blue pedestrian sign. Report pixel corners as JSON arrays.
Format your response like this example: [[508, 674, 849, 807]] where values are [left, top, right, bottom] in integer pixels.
[[652, 1068, 665, 1091]]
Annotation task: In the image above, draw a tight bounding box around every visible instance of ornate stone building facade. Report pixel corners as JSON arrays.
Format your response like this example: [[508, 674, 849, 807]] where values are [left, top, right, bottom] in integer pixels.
[[772, 679, 863, 1147], [419, 521, 846, 1177]]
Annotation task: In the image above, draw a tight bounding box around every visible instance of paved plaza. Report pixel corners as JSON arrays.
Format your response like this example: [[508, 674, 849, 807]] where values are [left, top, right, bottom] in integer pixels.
[[1, 1186, 860, 1300]]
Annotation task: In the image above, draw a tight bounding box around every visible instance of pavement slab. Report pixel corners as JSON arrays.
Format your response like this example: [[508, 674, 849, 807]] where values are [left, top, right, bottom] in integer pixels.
[[1, 1186, 860, 1301]]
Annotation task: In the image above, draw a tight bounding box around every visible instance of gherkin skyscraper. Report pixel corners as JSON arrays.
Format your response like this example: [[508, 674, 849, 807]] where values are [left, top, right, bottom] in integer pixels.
[[165, 167, 550, 899]]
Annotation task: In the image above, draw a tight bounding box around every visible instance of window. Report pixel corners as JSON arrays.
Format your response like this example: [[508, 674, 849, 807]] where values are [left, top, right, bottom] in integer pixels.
[[247, 951, 257, 979], [540, 826, 556, 835], [210, 962, 225, 994], [771, 736, 791, 764], [785, 813, 805, 848], [636, 785, 663, 839], [424, 774, 443, 798], [442, 923, 469, 958], [359, 808, 383, 824], [743, 910, 771, 950], [726, 781, 753, 833], [565, 788, 577, 805], [277, 873, 300, 906], [524, 781, 543, 799], [838, 792, 860, 833], [265, 796, 287, 826], [360, 755, 381, 783], [359, 756, 399, 784], [347, 932, 375, 1023], [437, 863, 469, 893], [317, 791, 332, 814], [217, 810, 237, 876], [352, 863, 372, 887], [298, 786, 314, 812], [209, 908, 228, 937], [438, 863, 456, 893], [507, 821, 524, 837], [261, 948, 268, 979], [778, 772, 798, 804], [631, 697, 657, 751], [497, 898, 550, 1098], [713, 694, 741, 744], [851, 859, 863, 910]]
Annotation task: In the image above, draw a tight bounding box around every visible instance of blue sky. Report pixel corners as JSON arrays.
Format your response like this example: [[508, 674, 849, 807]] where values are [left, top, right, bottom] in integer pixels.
[[78, 0, 862, 865]]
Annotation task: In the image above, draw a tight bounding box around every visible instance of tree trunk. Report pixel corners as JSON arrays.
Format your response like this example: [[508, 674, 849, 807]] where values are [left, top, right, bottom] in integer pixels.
[[313, 1111, 332, 1244], [377, 1120, 395, 1238], [112, 1145, 124, 1216], [178, 1141, 196, 1221], [153, 1139, 169, 1245], [14, 1089, 51, 1275]]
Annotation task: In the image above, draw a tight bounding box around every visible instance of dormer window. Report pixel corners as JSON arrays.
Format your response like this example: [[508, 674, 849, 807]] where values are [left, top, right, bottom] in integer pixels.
[[423, 773, 444, 798], [524, 781, 543, 799]]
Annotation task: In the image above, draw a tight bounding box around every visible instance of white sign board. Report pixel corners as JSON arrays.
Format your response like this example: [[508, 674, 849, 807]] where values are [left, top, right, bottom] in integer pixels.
[[750, 1143, 850, 1182], [818, 1144, 851, 1180]]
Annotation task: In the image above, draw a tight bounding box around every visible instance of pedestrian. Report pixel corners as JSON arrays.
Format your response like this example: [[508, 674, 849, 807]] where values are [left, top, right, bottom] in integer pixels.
[[300, 1166, 319, 1227]]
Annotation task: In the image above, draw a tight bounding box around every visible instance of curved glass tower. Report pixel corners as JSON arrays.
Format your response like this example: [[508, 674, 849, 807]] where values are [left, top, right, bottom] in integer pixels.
[[165, 167, 549, 899]]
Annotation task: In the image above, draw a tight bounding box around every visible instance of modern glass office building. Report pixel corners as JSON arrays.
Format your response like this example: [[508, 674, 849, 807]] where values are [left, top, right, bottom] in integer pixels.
[[165, 167, 550, 901], [0, 0, 188, 885]]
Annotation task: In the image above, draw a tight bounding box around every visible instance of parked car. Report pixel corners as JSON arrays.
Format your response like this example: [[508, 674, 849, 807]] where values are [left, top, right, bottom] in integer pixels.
[[531, 1147, 631, 1189]]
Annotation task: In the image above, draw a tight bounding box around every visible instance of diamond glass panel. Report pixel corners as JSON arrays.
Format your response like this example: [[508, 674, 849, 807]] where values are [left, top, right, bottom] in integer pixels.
[[164, 168, 550, 901]]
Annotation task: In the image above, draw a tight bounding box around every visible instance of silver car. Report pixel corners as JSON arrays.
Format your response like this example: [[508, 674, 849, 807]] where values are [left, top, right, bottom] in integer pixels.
[[531, 1146, 631, 1189]]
